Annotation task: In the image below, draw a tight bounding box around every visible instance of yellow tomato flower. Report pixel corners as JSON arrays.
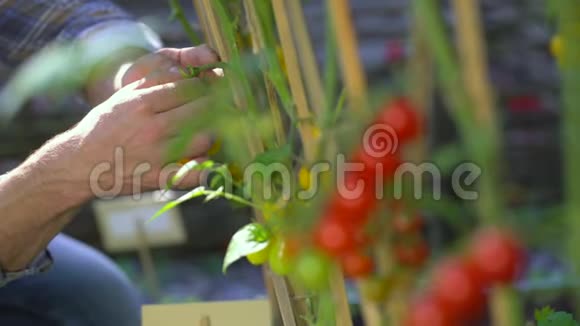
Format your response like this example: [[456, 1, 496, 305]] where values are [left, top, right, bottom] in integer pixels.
[[551, 35, 562, 60], [298, 167, 311, 190]]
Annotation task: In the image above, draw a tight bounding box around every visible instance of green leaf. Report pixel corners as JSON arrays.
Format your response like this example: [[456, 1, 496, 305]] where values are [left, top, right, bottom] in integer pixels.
[[169, 159, 215, 189], [535, 306, 555, 322], [540, 312, 578, 326], [535, 306, 579, 326], [148, 186, 206, 222], [222, 223, 270, 273]]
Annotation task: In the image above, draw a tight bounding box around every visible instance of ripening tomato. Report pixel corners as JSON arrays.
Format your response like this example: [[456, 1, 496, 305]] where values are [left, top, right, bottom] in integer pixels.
[[391, 214, 424, 235], [313, 218, 357, 256], [294, 250, 331, 290], [394, 240, 430, 268], [431, 258, 486, 321], [268, 238, 293, 276], [404, 295, 455, 326], [341, 251, 374, 278], [467, 228, 525, 285], [376, 97, 422, 143]]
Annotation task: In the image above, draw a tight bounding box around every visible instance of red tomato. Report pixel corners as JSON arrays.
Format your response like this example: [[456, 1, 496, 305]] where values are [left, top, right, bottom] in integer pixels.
[[325, 195, 376, 227], [391, 214, 424, 235], [376, 97, 422, 143], [347, 148, 402, 182], [341, 251, 374, 278], [468, 228, 526, 285], [431, 258, 486, 321], [314, 218, 357, 256], [394, 240, 430, 268], [404, 295, 455, 326], [330, 172, 378, 226]]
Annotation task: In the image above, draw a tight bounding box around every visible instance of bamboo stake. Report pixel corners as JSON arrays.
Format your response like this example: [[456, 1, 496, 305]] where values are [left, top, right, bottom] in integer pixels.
[[327, 0, 368, 113], [243, 2, 310, 324], [452, 1, 522, 325], [192, 2, 296, 325], [406, 13, 433, 164], [329, 269, 353, 326], [452, 0, 497, 128], [286, 0, 326, 117], [271, 0, 317, 162], [192, 0, 210, 42], [195, 0, 264, 156]]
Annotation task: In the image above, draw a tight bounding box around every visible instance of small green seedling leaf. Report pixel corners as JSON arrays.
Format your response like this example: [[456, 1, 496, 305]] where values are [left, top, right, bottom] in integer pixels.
[[149, 186, 206, 222], [535, 306, 555, 323], [535, 306, 579, 326], [222, 223, 270, 273], [170, 159, 215, 188]]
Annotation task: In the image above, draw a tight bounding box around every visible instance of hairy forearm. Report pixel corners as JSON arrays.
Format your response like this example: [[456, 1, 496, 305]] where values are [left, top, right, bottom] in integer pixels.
[[0, 131, 90, 270]]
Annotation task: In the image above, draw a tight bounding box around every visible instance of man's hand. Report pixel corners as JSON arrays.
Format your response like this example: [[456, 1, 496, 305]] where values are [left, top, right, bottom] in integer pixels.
[[86, 45, 220, 105], [0, 45, 219, 270], [74, 72, 216, 198]]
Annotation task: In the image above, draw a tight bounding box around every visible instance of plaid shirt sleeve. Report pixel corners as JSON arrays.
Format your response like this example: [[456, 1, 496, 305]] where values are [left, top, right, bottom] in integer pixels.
[[0, 0, 135, 66]]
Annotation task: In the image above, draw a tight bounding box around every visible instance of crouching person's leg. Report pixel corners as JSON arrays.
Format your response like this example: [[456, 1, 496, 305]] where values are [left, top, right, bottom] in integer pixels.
[[0, 234, 141, 326]]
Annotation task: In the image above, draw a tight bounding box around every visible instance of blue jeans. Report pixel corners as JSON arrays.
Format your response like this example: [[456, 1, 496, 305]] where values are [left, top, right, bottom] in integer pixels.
[[0, 235, 141, 325]]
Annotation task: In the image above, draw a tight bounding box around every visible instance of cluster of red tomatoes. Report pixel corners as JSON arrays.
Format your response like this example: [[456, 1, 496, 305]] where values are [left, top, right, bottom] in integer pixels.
[[405, 228, 526, 326], [312, 97, 424, 278]]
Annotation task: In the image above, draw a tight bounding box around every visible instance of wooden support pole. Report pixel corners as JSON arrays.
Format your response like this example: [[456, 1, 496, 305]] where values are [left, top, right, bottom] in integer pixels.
[[327, 0, 368, 113], [452, 1, 522, 325], [271, 0, 318, 163]]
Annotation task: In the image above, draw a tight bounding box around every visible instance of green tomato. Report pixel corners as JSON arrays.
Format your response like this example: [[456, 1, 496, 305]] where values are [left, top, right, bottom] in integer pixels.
[[268, 238, 292, 276], [295, 250, 331, 290], [246, 243, 270, 266]]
